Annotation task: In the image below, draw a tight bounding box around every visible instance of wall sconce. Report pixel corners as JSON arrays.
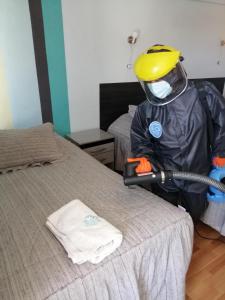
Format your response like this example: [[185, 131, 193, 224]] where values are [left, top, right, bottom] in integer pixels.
[[217, 40, 225, 65], [127, 30, 140, 45], [127, 30, 140, 69]]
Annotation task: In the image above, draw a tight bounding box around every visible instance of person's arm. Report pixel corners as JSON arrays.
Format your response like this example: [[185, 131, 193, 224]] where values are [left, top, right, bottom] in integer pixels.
[[204, 82, 225, 159], [130, 104, 162, 170], [130, 105, 153, 156]]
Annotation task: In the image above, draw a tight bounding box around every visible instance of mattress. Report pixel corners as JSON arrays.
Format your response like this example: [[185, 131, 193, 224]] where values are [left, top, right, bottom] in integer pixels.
[[108, 113, 132, 171], [0, 136, 193, 300]]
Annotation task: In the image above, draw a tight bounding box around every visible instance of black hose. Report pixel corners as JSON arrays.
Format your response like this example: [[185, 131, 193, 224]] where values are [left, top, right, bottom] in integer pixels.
[[124, 169, 225, 193], [172, 171, 225, 193]]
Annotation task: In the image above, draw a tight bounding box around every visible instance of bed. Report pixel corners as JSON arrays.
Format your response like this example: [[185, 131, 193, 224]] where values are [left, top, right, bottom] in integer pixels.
[[0, 124, 193, 300], [108, 111, 133, 171], [100, 82, 145, 171], [100, 78, 225, 236]]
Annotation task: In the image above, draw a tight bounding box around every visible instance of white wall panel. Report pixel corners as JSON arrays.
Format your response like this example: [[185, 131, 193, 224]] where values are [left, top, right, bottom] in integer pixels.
[[0, 0, 42, 129], [62, 0, 225, 131]]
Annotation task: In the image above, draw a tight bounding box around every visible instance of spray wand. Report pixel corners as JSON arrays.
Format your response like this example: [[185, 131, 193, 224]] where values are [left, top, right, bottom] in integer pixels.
[[124, 158, 225, 194]]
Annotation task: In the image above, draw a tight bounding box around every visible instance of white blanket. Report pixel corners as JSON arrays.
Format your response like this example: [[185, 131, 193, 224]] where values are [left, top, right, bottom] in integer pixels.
[[46, 199, 123, 264]]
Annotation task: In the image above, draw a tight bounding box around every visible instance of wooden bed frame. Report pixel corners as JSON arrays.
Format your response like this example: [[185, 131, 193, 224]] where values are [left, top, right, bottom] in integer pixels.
[[100, 78, 225, 131]]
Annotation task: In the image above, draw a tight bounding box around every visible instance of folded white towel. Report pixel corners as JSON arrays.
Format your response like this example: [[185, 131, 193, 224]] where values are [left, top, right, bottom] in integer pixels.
[[46, 200, 123, 264]]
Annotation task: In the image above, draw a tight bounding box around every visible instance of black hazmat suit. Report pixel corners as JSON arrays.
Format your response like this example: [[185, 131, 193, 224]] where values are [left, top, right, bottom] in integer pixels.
[[130, 80, 225, 220]]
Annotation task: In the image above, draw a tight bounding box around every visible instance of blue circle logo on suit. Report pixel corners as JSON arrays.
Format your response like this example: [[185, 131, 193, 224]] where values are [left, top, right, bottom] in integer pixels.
[[149, 121, 162, 138]]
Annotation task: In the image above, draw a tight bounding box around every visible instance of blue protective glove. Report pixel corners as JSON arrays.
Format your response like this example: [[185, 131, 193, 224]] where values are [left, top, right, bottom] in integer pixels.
[[208, 166, 225, 203]]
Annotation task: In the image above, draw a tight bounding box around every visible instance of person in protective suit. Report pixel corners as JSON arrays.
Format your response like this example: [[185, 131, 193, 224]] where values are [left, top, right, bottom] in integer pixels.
[[131, 44, 225, 220]]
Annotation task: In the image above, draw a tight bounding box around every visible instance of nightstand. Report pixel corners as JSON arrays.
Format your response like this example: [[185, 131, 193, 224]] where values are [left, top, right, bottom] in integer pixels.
[[66, 129, 115, 168]]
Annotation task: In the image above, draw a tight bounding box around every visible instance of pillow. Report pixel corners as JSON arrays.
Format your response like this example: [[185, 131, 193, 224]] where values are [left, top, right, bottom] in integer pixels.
[[128, 105, 137, 118], [0, 123, 63, 172]]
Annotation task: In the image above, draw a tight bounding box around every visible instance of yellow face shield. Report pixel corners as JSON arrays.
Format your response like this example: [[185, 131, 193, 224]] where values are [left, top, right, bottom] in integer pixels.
[[134, 45, 187, 105], [140, 62, 188, 106], [134, 45, 182, 81]]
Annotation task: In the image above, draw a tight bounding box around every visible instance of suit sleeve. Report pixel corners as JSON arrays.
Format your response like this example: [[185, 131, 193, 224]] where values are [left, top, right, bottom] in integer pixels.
[[205, 82, 225, 157], [130, 105, 153, 156], [130, 104, 163, 170]]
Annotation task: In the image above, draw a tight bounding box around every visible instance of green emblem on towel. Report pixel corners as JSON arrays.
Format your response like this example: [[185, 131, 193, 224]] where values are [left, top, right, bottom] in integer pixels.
[[84, 215, 99, 226]]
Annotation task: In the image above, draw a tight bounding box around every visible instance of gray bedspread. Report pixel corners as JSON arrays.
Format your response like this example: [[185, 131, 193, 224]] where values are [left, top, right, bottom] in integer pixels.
[[0, 137, 193, 300]]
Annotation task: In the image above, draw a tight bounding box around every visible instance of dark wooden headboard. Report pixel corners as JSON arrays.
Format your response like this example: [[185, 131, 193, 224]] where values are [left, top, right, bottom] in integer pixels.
[[100, 82, 145, 131], [100, 78, 225, 131]]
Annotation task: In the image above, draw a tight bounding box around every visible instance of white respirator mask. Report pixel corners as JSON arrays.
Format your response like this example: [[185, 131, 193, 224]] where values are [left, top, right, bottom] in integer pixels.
[[148, 80, 172, 99]]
